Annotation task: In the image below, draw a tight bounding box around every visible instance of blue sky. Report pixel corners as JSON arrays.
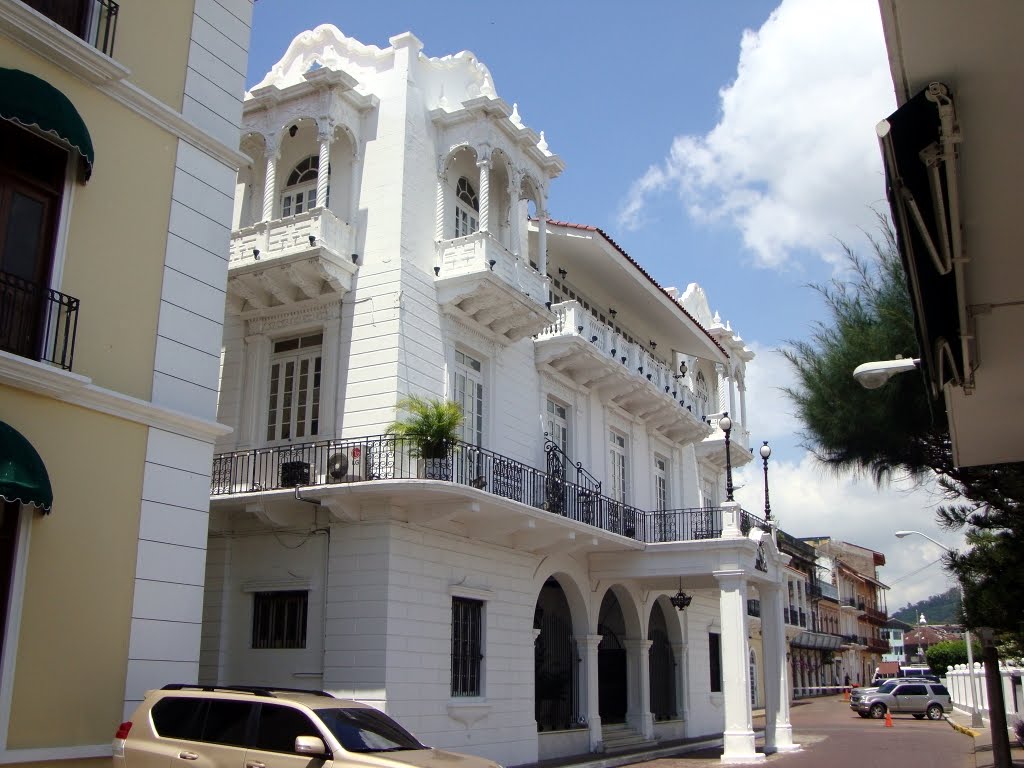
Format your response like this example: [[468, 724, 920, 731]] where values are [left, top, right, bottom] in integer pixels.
[[246, 0, 961, 609]]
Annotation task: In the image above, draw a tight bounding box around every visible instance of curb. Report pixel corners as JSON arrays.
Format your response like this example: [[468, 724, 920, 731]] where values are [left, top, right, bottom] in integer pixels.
[[947, 718, 981, 739]]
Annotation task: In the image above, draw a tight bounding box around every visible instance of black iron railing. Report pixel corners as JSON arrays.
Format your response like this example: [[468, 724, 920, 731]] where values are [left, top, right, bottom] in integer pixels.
[[24, 0, 118, 56], [90, 0, 119, 56], [211, 436, 769, 544], [535, 612, 582, 731], [0, 270, 80, 371]]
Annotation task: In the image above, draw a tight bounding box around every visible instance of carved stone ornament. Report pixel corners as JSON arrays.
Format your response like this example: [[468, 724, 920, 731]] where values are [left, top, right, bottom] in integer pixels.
[[247, 300, 341, 335]]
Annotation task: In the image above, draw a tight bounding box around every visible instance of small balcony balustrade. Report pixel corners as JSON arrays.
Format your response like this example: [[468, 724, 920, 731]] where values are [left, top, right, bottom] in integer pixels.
[[0, 270, 79, 371], [861, 606, 888, 625], [696, 412, 753, 470], [210, 435, 769, 545], [535, 302, 709, 441], [434, 231, 552, 343], [226, 207, 357, 313]]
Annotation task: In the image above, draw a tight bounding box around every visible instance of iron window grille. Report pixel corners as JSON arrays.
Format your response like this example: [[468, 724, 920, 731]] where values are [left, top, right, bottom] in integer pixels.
[[451, 597, 483, 697], [709, 631, 722, 693], [252, 590, 308, 649]]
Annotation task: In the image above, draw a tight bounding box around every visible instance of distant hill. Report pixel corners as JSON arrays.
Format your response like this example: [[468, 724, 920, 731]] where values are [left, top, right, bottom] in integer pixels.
[[892, 587, 962, 625]]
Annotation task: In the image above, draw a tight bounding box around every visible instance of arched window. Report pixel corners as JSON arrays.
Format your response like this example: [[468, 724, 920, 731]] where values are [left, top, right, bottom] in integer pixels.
[[281, 155, 326, 217], [454, 176, 478, 237], [695, 370, 709, 420]]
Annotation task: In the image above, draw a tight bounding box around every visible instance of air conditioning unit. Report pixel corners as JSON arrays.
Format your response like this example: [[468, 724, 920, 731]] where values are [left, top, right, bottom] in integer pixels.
[[326, 445, 365, 482]]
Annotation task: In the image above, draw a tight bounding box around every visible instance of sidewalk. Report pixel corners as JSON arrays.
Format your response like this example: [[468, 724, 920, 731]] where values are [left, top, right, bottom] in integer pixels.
[[945, 710, 1024, 768]]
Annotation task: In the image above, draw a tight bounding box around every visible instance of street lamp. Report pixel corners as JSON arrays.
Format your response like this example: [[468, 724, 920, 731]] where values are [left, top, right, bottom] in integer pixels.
[[719, 412, 734, 502], [893, 530, 982, 728], [760, 441, 772, 522], [853, 357, 919, 389]]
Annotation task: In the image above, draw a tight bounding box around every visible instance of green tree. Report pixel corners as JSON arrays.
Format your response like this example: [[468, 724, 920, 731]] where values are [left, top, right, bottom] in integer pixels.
[[782, 220, 1024, 639], [925, 638, 980, 676]]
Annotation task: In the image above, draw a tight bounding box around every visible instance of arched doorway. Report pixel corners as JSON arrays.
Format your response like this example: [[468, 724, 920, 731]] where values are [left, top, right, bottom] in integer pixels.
[[598, 591, 628, 723], [648, 602, 677, 720], [534, 577, 580, 731]]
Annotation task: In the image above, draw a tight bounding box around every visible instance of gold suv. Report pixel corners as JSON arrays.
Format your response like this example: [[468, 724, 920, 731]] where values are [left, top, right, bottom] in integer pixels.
[[114, 684, 504, 768]]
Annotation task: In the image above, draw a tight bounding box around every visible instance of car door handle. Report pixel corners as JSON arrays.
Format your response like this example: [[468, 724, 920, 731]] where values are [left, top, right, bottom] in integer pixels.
[[177, 752, 199, 761], [246, 762, 266, 768]]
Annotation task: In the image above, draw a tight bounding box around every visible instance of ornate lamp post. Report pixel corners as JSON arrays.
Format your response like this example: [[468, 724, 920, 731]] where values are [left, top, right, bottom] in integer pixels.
[[760, 441, 772, 522], [719, 412, 734, 502]]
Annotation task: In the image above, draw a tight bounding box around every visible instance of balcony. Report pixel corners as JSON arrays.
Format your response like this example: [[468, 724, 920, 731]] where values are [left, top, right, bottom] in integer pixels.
[[866, 637, 889, 653], [211, 435, 769, 544], [226, 207, 357, 313], [535, 302, 709, 441], [861, 606, 888, 625], [434, 231, 552, 343], [841, 596, 859, 611], [818, 582, 840, 602], [696, 412, 753, 471], [0, 270, 79, 371]]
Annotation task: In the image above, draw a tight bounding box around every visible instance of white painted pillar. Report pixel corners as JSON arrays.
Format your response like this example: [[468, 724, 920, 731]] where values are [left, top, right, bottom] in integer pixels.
[[625, 638, 654, 739], [760, 582, 796, 752], [261, 136, 279, 223], [510, 197, 523, 257], [672, 641, 689, 722], [536, 205, 548, 275], [720, 500, 744, 539], [435, 171, 448, 242], [349, 143, 362, 226], [581, 634, 603, 751], [320, 303, 342, 439], [316, 121, 332, 210], [715, 570, 762, 764], [477, 155, 490, 234], [238, 333, 271, 448], [739, 378, 749, 431]]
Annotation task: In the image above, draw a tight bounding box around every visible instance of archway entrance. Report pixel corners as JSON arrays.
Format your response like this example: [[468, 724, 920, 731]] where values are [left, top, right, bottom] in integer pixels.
[[598, 591, 628, 724], [648, 602, 677, 720], [534, 578, 580, 731]]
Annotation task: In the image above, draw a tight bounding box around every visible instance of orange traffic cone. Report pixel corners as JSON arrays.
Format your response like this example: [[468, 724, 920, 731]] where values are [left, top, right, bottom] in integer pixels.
[[884, 710, 893, 728], [843, 689, 850, 701]]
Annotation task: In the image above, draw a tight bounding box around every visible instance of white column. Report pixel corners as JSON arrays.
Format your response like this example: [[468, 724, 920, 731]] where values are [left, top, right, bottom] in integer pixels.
[[536, 205, 548, 275], [349, 142, 362, 227], [320, 304, 342, 439], [238, 333, 271, 448], [715, 571, 762, 764], [672, 641, 689, 722], [316, 121, 332, 210], [510, 197, 523, 257], [625, 638, 654, 739], [261, 136, 279, 223], [761, 581, 797, 752], [477, 155, 490, 234], [581, 635, 603, 752], [721, 500, 744, 539], [435, 171, 448, 242]]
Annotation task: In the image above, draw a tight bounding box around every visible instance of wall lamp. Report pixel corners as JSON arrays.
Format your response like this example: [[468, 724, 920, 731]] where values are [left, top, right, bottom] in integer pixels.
[[673, 361, 688, 380], [609, 308, 617, 318], [252, 248, 260, 260], [650, 340, 657, 350], [558, 267, 567, 278], [309, 235, 316, 246], [351, 253, 359, 264], [669, 577, 693, 611]]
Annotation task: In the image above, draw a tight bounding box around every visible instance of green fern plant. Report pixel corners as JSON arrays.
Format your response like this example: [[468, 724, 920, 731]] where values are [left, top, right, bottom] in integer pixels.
[[385, 396, 464, 459]]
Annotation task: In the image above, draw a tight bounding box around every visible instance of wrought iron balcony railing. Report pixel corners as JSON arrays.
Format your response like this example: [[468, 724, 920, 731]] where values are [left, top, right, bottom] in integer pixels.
[[211, 435, 769, 543], [841, 597, 858, 608], [0, 270, 80, 371], [24, 0, 118, 55]]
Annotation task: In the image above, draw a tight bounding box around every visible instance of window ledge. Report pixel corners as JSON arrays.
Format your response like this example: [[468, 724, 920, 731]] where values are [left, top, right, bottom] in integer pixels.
[[447, 700, 491, 727], [0, 0, 130, 84]]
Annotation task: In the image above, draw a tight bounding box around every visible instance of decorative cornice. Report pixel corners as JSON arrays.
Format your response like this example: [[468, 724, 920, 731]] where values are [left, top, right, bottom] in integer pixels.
[[0, 352, 230, 441], [246, 300, 341, 334]]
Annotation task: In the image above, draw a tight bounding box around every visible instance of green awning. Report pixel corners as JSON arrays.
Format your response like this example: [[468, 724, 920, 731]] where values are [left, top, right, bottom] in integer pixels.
[[0, 422, 52, 513], [0, 68, 94, 182]]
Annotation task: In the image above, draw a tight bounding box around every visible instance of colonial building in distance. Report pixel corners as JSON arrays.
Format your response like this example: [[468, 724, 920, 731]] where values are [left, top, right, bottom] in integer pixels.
[[201, 24, 798, 766], [0, 0, 253, 766]]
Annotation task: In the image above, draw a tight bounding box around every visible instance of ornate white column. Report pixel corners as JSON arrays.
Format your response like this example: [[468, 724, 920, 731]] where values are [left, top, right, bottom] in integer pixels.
[[238, 332, 271, 448], [435, 166, 448, 242], [581, 634, 603, 752], [536, 204, 548, 275], [625, 638, 654, 739], [760, 581, 795, 753], [672, 640, 688, 722], [715, 570, 762, 764], [349, 142, 362, 227], [316, 120, 332, 210], [320, 303, 343, 439], [261, 135, 279, 223], [477, 153, 490, 234]]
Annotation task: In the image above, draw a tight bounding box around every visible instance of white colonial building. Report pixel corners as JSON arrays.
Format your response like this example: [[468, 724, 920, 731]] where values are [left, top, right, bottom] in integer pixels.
[[200, 24, 797, 765]]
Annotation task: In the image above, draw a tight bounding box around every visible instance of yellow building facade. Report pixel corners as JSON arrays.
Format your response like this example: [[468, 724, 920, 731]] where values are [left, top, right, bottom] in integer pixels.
[[0, 1, 252, 765]]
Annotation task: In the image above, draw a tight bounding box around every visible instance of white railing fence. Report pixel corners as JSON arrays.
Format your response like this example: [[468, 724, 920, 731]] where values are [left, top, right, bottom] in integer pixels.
[[945, 663, 1024, 724]]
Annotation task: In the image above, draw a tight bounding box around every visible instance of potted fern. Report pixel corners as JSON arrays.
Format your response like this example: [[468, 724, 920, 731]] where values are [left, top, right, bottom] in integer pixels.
[[385, 396, 464, 480]]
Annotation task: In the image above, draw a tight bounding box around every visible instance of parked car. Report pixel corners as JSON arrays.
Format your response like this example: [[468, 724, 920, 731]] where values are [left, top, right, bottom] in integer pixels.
[[850, 680, 951, 720], [114, 684, 505, 768]]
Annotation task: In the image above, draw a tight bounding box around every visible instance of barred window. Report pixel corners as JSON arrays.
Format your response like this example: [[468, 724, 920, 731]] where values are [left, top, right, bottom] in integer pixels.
[[709, 632, 722, 693], [252, 590, 307, 649], [451, 597, 483, 696]]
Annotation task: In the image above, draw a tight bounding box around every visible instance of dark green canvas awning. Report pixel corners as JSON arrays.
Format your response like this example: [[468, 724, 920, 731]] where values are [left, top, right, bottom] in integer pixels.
[[0, 68, 94, 182], [0, 422, 52, 513]]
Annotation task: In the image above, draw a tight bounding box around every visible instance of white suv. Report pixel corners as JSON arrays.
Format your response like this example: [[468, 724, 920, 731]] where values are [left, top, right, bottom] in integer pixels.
[[114, 684, 504, 768]]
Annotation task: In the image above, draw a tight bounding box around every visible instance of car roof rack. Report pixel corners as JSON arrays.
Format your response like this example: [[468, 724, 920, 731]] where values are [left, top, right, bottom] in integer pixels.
[[160, 684, 335, 698]]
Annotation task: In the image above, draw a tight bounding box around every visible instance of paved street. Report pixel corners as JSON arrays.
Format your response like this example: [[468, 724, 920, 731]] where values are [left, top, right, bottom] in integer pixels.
[[628, 697, 974, 768]]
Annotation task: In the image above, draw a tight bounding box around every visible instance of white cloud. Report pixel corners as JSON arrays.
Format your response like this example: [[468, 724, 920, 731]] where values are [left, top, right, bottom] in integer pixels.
[[618, 0, 896, 268]]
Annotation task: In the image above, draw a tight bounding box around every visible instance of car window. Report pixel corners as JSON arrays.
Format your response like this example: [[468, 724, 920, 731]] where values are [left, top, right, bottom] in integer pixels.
[[152, 697, 207, 740], [877, 682, 898, 693], [253, 704, 326, 754], [930, 684, 950, 696], [315, 707, 425, 753], [202, 700, 255, 747], [894, 684, 928, 696]]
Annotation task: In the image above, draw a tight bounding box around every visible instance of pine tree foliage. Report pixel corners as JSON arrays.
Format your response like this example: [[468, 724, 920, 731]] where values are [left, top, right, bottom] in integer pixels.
[[783, 220, 1024, 637]]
